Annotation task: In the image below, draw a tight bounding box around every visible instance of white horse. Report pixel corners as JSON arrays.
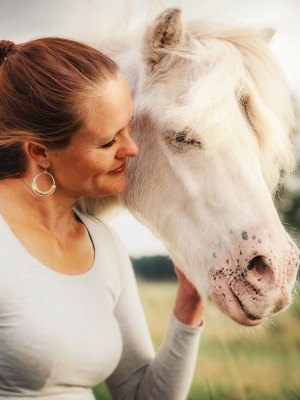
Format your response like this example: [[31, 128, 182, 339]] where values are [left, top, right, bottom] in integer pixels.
[[78, 8, 299, 326]]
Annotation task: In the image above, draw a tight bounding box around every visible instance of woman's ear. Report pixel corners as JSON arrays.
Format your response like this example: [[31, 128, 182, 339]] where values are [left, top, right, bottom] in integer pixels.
[[23, 142, 49, 168]]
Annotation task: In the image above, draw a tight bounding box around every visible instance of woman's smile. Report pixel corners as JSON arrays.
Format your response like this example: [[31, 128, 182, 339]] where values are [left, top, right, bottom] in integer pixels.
[[108, 161, 126, 175]]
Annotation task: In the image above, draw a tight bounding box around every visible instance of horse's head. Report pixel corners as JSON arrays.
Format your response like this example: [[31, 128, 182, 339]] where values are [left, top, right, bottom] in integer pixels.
[[123, 8, 299, 326]]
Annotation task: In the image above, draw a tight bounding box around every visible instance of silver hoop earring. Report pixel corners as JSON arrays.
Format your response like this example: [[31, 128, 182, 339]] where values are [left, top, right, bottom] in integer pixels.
[[31, 169, 56, 196]]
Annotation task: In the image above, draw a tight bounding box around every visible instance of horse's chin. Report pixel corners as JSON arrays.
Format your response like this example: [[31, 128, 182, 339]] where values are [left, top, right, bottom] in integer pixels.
[[209, 275, 265, 327]]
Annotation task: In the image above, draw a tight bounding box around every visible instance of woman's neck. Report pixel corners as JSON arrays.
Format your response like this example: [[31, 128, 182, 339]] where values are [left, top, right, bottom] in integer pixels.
[[0, 177, 78, 238]]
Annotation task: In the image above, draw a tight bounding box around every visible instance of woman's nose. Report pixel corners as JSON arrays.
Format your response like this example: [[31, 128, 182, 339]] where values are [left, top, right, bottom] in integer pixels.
[[117, 133, 139, 159]]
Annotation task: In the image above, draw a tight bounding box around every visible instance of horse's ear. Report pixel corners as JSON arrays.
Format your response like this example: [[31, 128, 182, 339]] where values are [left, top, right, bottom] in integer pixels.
[[144, 8, 184, 70], [261, 28, 276, 42]]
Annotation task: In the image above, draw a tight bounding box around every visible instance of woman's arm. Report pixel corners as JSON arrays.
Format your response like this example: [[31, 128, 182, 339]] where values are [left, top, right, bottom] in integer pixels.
[[106, 247, 204, 400]]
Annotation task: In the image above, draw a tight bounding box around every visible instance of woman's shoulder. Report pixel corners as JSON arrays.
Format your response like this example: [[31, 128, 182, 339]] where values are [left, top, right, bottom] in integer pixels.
[[74, 209, 132, 289], [0, 214, 16, 248], [74, 208, 127, 256], [0, 214, 28, 277], [74, 208, 117, 237]]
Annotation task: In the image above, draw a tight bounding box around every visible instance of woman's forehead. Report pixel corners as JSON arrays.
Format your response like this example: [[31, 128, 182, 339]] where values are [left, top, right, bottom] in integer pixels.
[[83, 75, 133, 127], [71, 76, 133, 144]]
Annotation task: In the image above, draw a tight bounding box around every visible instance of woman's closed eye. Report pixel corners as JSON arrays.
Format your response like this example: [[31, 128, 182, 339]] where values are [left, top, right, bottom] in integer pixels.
[[99, 138, 117, 149], [99, 116, 134, 149]]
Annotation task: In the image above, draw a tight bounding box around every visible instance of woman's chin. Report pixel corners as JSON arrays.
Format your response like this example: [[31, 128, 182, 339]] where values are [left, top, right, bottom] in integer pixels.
[[90, 174, 127, 198], [97, 181, 127, 198]]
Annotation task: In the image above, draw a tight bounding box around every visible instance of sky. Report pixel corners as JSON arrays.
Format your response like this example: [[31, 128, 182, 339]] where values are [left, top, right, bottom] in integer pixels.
[[1, 0, 299, 257]]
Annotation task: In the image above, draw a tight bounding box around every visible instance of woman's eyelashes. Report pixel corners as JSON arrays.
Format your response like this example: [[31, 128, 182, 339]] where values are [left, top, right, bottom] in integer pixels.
[[100, 138, 117, 148]]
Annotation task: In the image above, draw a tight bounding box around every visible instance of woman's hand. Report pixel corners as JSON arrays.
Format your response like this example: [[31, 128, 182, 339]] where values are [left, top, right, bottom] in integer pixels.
[[173, 267, 205, 327]]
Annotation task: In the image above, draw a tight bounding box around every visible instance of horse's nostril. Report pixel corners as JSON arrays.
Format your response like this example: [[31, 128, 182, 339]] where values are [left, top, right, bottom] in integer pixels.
[[246, 255, 275, 286], [247, 256, 267, 273]]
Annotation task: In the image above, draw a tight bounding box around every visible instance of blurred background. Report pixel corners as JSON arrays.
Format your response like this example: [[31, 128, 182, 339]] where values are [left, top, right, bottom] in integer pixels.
[[1, 1, 300, 399]]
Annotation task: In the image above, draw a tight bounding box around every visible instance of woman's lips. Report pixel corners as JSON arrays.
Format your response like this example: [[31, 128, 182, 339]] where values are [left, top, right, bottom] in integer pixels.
[[108, 162, 126, 174]]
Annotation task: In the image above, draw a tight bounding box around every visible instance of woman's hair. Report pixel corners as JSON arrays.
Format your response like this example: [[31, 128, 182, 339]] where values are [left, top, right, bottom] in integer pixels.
[[0, 37, 119, 179]]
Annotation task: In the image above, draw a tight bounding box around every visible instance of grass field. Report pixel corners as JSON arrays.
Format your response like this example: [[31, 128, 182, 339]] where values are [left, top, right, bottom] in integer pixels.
[[93, 280, 300, 400]]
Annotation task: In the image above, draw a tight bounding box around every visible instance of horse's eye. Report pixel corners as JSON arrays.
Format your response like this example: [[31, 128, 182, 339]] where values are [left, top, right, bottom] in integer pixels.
[[238, 93, 250, 119], [165, 128, 202, 151]]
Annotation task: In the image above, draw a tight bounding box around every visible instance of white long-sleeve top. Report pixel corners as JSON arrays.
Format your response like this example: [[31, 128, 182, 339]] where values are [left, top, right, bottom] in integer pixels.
[[0, 210, 203, 399]]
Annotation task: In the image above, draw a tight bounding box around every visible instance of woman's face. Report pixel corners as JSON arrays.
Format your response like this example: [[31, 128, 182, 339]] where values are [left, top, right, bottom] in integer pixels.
[[47, 73, 138, 200]]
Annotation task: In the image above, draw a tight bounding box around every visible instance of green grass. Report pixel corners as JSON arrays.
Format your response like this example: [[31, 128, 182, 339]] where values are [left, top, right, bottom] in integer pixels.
[[93, 281, 300, 400]]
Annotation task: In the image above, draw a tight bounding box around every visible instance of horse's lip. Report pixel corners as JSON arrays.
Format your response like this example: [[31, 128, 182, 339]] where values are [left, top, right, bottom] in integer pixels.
[[233, 292, 263, 322], [226, 285, 265, 326], [210, 273, 264, 326]]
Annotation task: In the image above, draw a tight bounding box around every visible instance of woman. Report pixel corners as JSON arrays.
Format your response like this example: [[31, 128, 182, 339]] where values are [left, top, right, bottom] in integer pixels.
[[0, 38, 204, 399]]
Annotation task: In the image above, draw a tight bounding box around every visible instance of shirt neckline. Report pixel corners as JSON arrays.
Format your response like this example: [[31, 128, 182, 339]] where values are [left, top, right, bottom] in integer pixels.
[[0, 208, 99, 281]]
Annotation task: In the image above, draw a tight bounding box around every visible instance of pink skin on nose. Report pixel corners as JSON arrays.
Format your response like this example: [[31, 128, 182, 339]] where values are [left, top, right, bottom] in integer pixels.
[[209, 229, 300, 326]]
